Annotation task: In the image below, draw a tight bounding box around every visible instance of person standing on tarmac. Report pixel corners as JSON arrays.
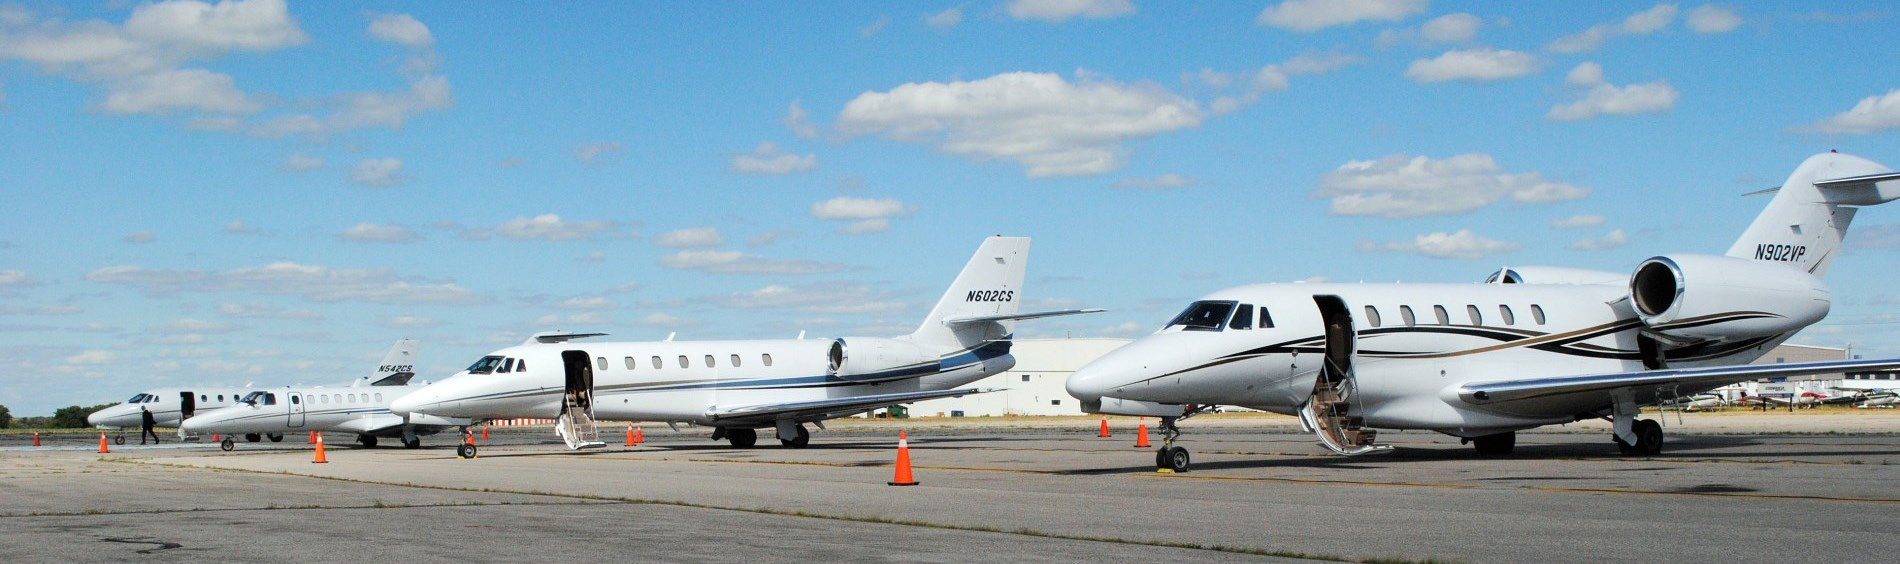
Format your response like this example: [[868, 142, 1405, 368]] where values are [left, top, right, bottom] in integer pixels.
[[140, 405, 160, 445]]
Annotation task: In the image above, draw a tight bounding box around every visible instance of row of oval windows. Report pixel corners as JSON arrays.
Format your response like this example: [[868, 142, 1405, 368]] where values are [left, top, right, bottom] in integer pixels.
[[1363, 304, 1546, 328], [593, 353, 776, 372]]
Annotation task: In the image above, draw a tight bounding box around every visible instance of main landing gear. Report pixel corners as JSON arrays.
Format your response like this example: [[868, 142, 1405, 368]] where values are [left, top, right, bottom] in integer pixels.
[[1469, 431, 1516, 456], [780, 424, 809, 448], [713, 427, 758, 448], [1151, 405, 1218, 473], [220, 437, 235, 451], [1614, 419, 1664, 456], [358, 435, 378, 448]]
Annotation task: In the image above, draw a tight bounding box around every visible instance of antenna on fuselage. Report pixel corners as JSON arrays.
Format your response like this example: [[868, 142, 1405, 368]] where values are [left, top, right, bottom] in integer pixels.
[[665, 332, 676, 342], [796, 330, 806, 340]]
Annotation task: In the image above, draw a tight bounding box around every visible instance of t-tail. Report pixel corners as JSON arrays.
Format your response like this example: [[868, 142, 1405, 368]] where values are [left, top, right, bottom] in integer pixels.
[[1726, 152, 1900, 277], [903, 236, 1100, 351], [356, 338, 420, 387]]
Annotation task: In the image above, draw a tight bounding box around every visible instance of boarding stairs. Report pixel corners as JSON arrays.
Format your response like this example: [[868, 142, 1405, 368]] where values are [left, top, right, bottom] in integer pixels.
[[556, 395, 606, 450]]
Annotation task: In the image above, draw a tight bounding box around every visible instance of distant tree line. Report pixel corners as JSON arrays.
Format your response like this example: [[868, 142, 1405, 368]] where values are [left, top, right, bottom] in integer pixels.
[[3, 403, 119, 429]]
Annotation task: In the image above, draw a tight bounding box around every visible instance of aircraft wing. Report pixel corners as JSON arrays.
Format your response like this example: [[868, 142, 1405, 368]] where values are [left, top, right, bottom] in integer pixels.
[[944, 308, 1104, 325], [1457, 358, 1900, 406], [330, 413, 410, 435], [708, 388, 994, 423]]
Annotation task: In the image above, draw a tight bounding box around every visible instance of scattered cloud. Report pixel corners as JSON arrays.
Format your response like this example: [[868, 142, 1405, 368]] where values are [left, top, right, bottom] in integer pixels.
[[1377, 11, 1481, 45], [0, 303, 81, 315], [456, 214, 629, 242], [1006, 0, 1136, 23], [838, 71, 1202, 177], [746, 230, 793, 247], [534, 312, 608, 326], [708, 281, 907, 314], [1404, 48, 1538, 83], [1686, 5, 1742, 33], [655, 227, 725, 248], [637, 312, 683, 326], [1113, 174, 1196, 190], [1802, 89, 1900, 134], [1552, 213, 1607, 228], [339, 223, 419, 243], [1313, 153, 1590, 218], [216, 302, 319, 319], [925, 6, 964, 28], [1568, 228, 1630, 250], [859, 15, 890, 38], [66, 350, 115, 365], [557, 296, 612, 310], [1848, 223, 1900, 250], [282, 153, 322, 172], [576, 251, 606, 263], [730, 141, 817, 174], [101, 68, 259, 114], [0, 270, 24, 286], [1357, 229, 1521, 259], [223, 219, 261, 235], [1548, 62, 1678, 120], [658, 251, 844, 275], [1204, 50, 1362, 114], [157, 317, 238, 334], [367, 13, 433, 47], [349, 157, 404, 186], [783, 100, 818, 139], [1100, 321, 1147, 336], [1549, 4, 1678, 53], [86, 261, 485, 304], [124, 231, 157, 244], [574, 141, 624, 164], [811, 196, 915, 234], [1258, 0, 1426, 31], [380, 314, 435, 328]]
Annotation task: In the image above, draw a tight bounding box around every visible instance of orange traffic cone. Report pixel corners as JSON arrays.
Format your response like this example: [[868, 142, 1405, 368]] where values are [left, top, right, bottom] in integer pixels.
[[634, 426, 645, 445], [481, 426, 489, 441], [307, 431, 316, 444], [212, 433, 220, 443], [625, 424, 635, 447], [98, 432, 110, 453], [33, 432, 40, 447], [1098, 415, 1112, 438], [312, 432, 328, 464], [1134, 417, 1151, 448], [464, 431, 475, 446], [888, 430, 919, 486]]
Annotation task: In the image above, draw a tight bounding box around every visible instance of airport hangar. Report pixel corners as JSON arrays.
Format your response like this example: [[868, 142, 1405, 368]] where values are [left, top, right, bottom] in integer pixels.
[[911, 339, 1873, 417]]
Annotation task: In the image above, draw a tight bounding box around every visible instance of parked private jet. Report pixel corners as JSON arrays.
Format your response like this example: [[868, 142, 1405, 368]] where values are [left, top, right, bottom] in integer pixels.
[[392, 236, 1097, 451], [88, 385, 256, 444], [1067, 152, 1900, 471], [182, 339, 469, 451]]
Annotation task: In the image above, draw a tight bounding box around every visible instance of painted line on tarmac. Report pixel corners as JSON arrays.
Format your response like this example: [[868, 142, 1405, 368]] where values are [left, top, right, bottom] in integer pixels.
[[1528, 485, 1900, 504], [0, 500, 611, 519]]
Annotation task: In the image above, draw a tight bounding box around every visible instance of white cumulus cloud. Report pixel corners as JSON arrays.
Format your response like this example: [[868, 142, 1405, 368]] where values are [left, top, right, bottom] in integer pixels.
[[1551, 214, 1607, 228], [1313, 153, 1590, 218], [709, 282, 907, 314], [1404, 48, 1538, 83], [350, 157, 404, 186], [1549, 4, 1678, 53], [658, 251, 844, 275], [783, 100, 818, 139], [838, 71, 1201, 177], [1006, 0, 1135, 23], [1803, 89, 1900, 134], [339, 223, 418, 243], [1357, 230, 1522, 259], [730, 141, 817, 174], [1258, 0, 1426, 31], [368, 13, 433, 47], [87, 261, 484, 304], [655, 227, 725, 248], [100, 68, 258, 114], [1568, 228, 1630, 250], [1687, 5, 1742, 33], [282, 153, 322, 172], [1548, 62, 1678, 120], [925, 7, 963, 28]]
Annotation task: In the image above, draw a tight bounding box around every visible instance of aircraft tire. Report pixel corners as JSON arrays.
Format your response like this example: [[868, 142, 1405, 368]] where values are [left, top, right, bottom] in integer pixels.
[[1472, 432, 1515, 456], [245, 433, 261, 442], [220, 438, 235, 451], [780, 425, 810, 448], [358, 435, 378, 448], [114, 435, 125, 445], [1633, 419, 1663, 455], [1160, 446, 1191, 472], [728, 428, 757, 448], [457, 443, 477, 459], [403, 438, 421, 449], [267, 433, 283, 443]]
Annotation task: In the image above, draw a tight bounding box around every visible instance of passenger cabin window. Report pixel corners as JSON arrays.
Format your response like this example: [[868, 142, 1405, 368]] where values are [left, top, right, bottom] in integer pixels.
[[320, 395, 328, 404], [1229, 304, 1254, 330], [1466, 305, 1482, 325], [466, 355, 505, 374], [1432, 305, 1450, 325], [731, 354, 741, 367], [1499, 305, 1516, 325], [678, 355, 689, 368], [763, 354, 773, 367], [374, 394, 383, 402], [596, 357, 608, 371], [291, 396, 300, 405], [1166, 300, 1238, 332], [1400, 305, 1416, 326], [349, 394, 357, 403], [1364, 306, 1382, 328], [705, 355, 716, 368], [625, 356, 636, 370], [1531, 304, 1547, 325], [652, 356, 663, 369]]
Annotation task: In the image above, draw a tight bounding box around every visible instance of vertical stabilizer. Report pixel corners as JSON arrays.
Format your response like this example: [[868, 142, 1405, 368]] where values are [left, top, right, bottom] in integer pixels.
[[906, 237, 1030, 349], [1726, 153, 1899, 277], [361, 338, 419, 386]]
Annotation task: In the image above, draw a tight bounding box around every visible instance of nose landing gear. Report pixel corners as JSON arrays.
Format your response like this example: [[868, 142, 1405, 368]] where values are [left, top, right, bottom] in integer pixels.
[[1151, 404, 1218, 473]]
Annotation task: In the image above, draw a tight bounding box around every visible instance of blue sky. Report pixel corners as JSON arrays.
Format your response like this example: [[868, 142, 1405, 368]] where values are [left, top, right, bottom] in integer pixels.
[[4, 1, 1900, 415]]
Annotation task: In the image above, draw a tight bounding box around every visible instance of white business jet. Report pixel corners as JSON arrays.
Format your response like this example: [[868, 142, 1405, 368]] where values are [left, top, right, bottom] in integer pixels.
[[392, 236, 1097, 451], [1067, 152, 1900, 471], [88, 385, 256, 444], [183, 339, 471, 451]]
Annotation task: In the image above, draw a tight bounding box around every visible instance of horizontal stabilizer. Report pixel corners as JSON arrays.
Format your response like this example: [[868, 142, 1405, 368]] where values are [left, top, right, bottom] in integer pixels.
[[708, 388, 994, 423], [1459, 358, 1900, 405], [1813, 171, 1900, 188], [944, 308, 1104, 325]]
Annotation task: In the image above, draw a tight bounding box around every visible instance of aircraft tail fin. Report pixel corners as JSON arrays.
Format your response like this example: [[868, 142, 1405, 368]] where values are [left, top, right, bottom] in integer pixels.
[[1725, 152, 1900, 276], [361, 338, 419, 386], [905, 237, 1030, 349]]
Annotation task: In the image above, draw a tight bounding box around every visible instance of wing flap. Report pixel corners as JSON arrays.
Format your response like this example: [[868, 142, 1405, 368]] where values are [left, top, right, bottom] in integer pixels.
[[944, 308, 1104, 325], [709, 388, 993, 422], [1458, 358, 1900, 405]]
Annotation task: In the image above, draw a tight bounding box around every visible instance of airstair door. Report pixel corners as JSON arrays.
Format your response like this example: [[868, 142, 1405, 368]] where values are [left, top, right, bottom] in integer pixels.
[[1298, 295, 1390, 455], [286, 392, 306, 428], [557, 350, 605, 449], [179, 391, 196, 420]]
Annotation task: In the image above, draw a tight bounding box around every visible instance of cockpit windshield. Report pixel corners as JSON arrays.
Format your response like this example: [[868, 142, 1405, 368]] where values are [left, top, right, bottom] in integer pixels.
[[239, 391, 265, 405], [466, 355, 506, 375], [126, 393, 149, 403], [1166, 300, 1237, 332]]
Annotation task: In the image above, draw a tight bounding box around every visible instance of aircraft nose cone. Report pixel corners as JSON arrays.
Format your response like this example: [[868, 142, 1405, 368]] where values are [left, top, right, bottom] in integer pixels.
[[1066, 360, 1119, 402], [388, 392, 427, 416], [179, 416, 208, 434], [85, 410, 107, 426]]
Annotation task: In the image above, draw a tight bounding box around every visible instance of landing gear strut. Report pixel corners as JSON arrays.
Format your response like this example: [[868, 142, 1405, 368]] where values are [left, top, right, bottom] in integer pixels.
[[1152, 405, 1218, 472], [1614, 419, 1664, 455], [779, 424, 809, 448]]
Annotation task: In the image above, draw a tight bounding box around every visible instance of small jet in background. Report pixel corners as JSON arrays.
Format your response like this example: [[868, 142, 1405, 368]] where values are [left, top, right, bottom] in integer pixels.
[[183, 339, 470, 450], [88, 385, 256, 444]]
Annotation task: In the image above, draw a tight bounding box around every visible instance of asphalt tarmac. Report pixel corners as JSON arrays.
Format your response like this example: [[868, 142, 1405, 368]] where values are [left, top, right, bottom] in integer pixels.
[[3, 416, 1896, 562]]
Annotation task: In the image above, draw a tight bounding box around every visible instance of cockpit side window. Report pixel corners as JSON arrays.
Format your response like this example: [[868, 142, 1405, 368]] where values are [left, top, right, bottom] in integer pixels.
[[1166, 301, 1237, 332], [1259, 308, 1275, 329], [466, 355, 505, 374], [127, 393, 147, 403], [1229, 304, 1254, 330], [263, 393, 277, 406], [498, 358, 512, 374], [516, 359, 527, 372]]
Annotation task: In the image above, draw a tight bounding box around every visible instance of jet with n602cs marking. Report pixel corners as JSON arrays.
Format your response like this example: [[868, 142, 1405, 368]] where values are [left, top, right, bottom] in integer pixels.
[[1068, 152, 1900, 472], [392, 236, 1098, 451]]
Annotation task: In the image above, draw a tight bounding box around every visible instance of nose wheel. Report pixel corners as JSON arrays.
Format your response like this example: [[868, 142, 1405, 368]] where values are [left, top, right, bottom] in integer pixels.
[[1152, 415, 1190, 472], [219, 438, 235, 451]]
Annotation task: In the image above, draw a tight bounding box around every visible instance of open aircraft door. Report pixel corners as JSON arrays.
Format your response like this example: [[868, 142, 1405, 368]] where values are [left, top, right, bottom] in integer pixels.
[[285, 391, 304, 425], [1298, 295, 1389, 455], [556, 350, 605, 449], [179, 391, 196, 420]]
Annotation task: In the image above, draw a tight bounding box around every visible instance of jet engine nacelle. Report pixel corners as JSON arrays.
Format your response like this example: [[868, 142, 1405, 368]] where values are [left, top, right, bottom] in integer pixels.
[[1628, 254, 1829, 342], [828, 338, 939, 381]]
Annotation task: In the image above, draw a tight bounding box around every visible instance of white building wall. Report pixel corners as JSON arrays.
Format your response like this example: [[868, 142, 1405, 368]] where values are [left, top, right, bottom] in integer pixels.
[[910, 338, 1131, 417]]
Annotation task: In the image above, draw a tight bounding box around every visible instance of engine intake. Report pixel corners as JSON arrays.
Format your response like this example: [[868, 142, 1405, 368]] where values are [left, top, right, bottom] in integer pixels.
[[1627, 254, 1829, 342]]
